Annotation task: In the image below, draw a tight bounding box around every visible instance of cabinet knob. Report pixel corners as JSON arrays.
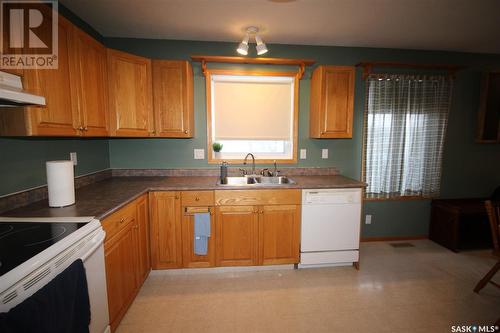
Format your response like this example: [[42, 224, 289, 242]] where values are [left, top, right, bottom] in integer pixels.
[[119, 218, 125, 224], [195, 197, 200, 201], [175, 195, 179, 199], [260, 210, 264, 214], [78, 126, 84, 131], [184, 130, 188, 134], [150, 130, 156, 135], [84, 127, 88, 131]]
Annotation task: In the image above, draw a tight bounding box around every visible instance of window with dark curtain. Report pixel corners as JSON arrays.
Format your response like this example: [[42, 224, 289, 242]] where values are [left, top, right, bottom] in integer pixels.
[[363, 74, 453, 199]]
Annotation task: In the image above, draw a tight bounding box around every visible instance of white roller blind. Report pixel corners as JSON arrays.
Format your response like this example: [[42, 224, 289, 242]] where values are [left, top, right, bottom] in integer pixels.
[[211, 75, 294, 140]]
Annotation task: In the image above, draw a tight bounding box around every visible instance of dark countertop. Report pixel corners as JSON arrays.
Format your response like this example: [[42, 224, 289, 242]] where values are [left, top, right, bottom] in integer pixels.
[[2, 175, 366, 220]]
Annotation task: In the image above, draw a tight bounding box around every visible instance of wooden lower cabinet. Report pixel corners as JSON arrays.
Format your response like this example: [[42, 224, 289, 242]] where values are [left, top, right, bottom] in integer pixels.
[[215, 206, 259, 266], [101, 194, 150, 332], [149, 192, 183, 269], [259, 205, 301, 265], [181, 207, 216, 268], [148, 190, 300, 270], [135, 195, 151, 283], [104, 221, 137, 332]]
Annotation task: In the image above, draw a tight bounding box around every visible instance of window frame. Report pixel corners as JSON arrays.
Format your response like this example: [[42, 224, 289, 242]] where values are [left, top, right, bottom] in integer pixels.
[[205, 68, 299, 164]]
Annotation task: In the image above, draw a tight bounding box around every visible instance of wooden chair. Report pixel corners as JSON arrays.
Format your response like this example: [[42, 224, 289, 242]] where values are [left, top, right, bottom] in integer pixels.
[[473, 200, 500, 293]]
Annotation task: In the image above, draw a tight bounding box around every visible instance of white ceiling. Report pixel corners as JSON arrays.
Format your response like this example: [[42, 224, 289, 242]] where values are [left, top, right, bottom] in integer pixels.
[[61, 0, 500, 54]]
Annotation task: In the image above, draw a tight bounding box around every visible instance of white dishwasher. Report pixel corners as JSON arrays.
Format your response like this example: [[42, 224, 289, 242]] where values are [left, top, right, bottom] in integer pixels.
[[300, 188, 362, 268]]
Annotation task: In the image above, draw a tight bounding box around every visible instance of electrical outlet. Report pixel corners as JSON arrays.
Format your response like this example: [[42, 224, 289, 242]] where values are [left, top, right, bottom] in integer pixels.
[[300, 149, 307, 159], [194, 149, 205, 160], [70, 152, 77, 166], [365, 215, 372, 225], [321, 149, 328, 159]]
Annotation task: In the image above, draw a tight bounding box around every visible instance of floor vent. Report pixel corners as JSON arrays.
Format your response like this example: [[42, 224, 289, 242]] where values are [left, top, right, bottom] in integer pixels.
[[389, 242, 415, 248]]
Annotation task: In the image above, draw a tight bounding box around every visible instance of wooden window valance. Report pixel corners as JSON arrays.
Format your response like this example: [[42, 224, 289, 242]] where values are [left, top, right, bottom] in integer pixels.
[[356, 61, 464, 79], [191, 55, 315, 79]]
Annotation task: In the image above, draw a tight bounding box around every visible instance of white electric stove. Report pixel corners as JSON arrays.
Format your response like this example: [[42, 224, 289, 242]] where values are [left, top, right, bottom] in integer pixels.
[[0, 217, 110, 333]]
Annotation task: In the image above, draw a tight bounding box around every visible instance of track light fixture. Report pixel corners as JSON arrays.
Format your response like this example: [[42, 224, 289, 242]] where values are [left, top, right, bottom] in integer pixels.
[[237, 26, 268, 56]]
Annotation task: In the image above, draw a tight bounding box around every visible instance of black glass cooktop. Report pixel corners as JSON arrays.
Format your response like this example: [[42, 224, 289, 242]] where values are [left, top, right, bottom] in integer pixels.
[[0, 222, 86, 276]]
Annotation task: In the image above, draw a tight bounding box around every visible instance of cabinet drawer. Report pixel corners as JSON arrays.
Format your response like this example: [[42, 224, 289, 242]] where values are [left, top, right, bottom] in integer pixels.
[[101, 201, 136, 242], [181, 191, 214, 207], [215, 189, 301, 206]]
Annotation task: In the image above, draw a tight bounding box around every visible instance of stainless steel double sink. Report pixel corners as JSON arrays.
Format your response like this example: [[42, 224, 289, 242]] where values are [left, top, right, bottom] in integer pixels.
[[217, 176, 296, 187]]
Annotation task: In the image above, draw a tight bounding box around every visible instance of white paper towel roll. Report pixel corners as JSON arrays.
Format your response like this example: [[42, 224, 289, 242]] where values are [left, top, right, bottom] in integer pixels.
[[46, 160, 75, 207]]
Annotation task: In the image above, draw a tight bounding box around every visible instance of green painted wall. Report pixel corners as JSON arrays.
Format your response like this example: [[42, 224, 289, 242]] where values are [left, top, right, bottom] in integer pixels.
[[0, 138, 109, 196], [105, 38, 500, 238]]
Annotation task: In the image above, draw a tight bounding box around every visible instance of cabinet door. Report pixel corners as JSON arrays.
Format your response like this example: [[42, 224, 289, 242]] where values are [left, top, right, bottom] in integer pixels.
[[152, 60, 194, 137], [181, 207, 215, 268], [310, 66, 355, 138], [23, 15, 79, 136], [71, 28, 108, 136], [107, 49, 153, 136], [135, 195, 150, 284], [149, 192, 183, 269], [215, 206, 259, 266], [104, 222, 138, 332], [259, 205, 300, 265]]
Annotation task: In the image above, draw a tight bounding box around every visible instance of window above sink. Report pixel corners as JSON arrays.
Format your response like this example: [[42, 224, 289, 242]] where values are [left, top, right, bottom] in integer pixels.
[[206, 69, 299, 164]]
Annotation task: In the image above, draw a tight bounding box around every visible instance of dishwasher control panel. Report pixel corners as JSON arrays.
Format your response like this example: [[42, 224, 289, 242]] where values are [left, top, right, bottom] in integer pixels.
[[302, 188, 362, 205]]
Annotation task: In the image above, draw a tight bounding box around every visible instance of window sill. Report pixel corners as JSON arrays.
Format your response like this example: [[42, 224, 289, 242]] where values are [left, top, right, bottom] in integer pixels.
[[208, 157, 297, 164], [364, 196, 433, 202]]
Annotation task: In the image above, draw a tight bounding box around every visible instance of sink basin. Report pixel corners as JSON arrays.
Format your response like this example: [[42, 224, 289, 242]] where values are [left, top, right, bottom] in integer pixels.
[[217, 176, 296, 186]]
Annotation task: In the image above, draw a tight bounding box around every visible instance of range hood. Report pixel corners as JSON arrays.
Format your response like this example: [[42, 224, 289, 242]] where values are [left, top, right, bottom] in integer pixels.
[[0, 71, 45, 107]]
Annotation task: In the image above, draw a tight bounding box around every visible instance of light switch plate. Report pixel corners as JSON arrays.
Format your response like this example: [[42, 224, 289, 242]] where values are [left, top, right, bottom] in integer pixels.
[[300, 149, 307, 159], [365, 215, 372, 225], [70, 152, 77, 166], [194, 149, 205, 160], [321, 149, 328, 159]]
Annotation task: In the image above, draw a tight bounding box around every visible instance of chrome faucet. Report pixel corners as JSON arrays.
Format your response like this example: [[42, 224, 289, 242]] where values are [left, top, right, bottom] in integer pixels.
[[243, 153, 256, 175], [273, 160, 280, 177]]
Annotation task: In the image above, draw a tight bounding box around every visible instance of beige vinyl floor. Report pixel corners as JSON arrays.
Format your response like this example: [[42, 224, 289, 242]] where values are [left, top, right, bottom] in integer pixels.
[[116, 240, 500, 333]]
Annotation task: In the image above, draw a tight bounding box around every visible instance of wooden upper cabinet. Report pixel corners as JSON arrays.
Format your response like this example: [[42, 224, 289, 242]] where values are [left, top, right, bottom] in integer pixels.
[[149, 191, 183, 269], [152, 60, 194, 137], [309, 65, 355, 138], [107, 49, 153, 137], [259, 205, 300, 265], [476, 72, 500, 143], [215, 205, 259, 267], [21, 15, 79, 136], [70, 28, 109, 136]]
